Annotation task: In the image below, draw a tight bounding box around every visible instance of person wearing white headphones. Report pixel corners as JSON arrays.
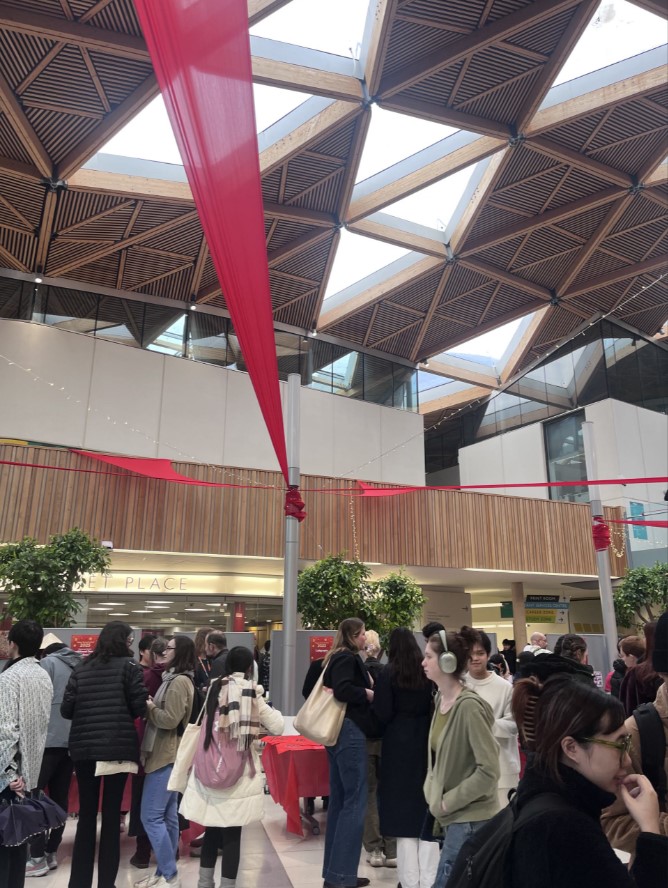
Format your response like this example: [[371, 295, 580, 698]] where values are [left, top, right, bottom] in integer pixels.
[[422, 626, 500, 888]]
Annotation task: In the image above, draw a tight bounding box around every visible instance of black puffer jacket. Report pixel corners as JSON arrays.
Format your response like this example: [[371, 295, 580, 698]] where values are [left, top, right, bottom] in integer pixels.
[[61, 655, 147, 762]]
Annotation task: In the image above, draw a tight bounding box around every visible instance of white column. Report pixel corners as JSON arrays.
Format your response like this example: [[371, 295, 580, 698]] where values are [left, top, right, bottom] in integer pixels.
[[282, 373, 300, 715]]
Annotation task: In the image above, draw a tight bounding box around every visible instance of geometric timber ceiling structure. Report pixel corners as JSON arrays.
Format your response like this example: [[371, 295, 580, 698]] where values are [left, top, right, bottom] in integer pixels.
[[0, 0, 666, 391]]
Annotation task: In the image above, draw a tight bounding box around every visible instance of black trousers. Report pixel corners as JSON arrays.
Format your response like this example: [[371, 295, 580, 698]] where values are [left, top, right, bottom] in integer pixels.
[[29, 748, 73, 858], [201, 826, 242, 880], [68, 761, 128, 888], [0, 844, 28, 888]]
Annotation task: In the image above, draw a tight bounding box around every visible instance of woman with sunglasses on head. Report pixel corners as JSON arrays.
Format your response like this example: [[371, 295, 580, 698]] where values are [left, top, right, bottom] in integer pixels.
[[422, 627, 500, 888], [508, 674, 667, 887]]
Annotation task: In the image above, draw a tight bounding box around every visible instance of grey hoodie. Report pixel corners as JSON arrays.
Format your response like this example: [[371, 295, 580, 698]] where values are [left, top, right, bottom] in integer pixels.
[[40, 645, 83, 748]]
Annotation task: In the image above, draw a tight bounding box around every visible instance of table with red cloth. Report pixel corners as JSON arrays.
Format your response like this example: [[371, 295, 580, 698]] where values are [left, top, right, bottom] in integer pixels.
[[262, 735, 329, 835], [67, 772, 133, 813]]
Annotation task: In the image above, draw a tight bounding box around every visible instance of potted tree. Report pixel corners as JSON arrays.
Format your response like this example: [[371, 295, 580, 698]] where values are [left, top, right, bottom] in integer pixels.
[[613, 562, 668, 630], [0, 527, 111, 627]]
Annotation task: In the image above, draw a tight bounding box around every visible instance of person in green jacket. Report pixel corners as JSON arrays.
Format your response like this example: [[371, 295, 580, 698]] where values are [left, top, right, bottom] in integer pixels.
[[422, 626, 500, 888]]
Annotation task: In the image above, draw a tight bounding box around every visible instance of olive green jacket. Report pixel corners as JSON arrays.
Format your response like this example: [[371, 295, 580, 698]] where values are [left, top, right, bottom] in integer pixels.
[[423, 687, 501, 828]]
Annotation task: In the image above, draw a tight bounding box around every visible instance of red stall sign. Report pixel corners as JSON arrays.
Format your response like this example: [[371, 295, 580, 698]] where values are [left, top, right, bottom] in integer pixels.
[[310, 635, 334, 662], [70, 634, 99, 656]]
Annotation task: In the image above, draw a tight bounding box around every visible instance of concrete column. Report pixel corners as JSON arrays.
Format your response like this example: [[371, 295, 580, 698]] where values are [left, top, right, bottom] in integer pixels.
[[511, 582, 527, 649]]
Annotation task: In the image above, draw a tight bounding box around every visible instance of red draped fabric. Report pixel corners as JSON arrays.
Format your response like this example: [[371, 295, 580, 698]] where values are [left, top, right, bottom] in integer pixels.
[[357, 478, 668, 496], [133, 0, 289, 483]]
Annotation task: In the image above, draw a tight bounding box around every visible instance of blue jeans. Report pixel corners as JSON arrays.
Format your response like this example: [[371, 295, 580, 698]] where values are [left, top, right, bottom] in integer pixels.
[[323, 718, 368, 887], [140, 765, 179, 880], [433, 820, 488, 888]]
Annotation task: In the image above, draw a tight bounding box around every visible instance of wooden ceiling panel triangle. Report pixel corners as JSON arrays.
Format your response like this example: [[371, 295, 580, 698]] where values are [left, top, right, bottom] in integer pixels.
[[21, 44, 106, 116], [568, 250, 634, 290], [418, 314, 472, 355], [0, 111, 32, 166], [610, 193, 668, 235], [0, 171, 45, 227], [47, 237, 115, 274], [482, 284, 537, 324], [24, 106, 99, 164], [122, 247, 192, 290], [367, 322, 425, 360], [62, 253, 122, 290], [0, 29, 59, 91], [78, 0, 143, 36], [86, 50, 153, 106], [555, 202, 614, 240], [511, 248, 581, 287], [541, 167, 618, 210], [591, 128, 668, 177], [55, 188, 131, 229]]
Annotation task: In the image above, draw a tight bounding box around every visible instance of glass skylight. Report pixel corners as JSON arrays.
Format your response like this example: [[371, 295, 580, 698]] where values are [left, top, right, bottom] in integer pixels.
[[448, 317, 525, 362], [382, 164, 480, 231], [356, 106, 458, 182], [250, 0, 371, 57], [324, 229, 410, 300], [554, 0, 666, 85]]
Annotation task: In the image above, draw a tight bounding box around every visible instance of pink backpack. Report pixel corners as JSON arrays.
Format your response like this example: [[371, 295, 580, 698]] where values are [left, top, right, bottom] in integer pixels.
[[193, 714, 256, 789]]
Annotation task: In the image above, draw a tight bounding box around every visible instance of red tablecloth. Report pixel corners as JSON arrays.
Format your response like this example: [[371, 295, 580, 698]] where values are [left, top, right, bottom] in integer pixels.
[[262, 735, 329, 835], [67, 772, 133, 813]]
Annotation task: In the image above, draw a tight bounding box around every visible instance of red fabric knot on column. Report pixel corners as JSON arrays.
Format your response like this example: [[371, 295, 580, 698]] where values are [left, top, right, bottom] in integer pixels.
[[592, 516, 611, 551], [285, 486, 307, 523]]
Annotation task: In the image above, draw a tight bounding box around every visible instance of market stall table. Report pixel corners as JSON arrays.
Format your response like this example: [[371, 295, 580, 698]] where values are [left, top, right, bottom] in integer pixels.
[[262, 735, 329, 835]]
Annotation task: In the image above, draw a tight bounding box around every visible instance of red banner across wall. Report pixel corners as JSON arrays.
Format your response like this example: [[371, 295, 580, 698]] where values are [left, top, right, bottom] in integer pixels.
[[133, 0, 289, 483]]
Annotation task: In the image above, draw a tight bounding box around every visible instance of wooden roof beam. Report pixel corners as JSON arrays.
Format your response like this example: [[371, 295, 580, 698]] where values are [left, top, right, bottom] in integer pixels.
[[347, 213, 447, 258], [318, 252, 442, 329], [347, 131, 504, 222], [419, 384, 491, 415], [448, 149, 510, 254], [563, 253, 668, 300], [644, 158, 668, 186], [410, 265, 454, 362], [379, 96, 511, 140], [0, 70, 52, 177], [56, 75, 159, 179], [529, 48, 668, 135], [526, 136, 632, 188], [459, 185, 624, 256], [499, 307, 549, 383], [259, 98, 361, 177], [458, 257, 553, 302], [48, 208, 199, 277], [359, 0, 397, 97], [247, 0, 293, 27], [378, 0, 582, 99], [250, 37, 363, 102], [0, 5, 150, 61], [421, 354, 499, 389], [267, 227, 334, 268], [34, 188, 58, 272]]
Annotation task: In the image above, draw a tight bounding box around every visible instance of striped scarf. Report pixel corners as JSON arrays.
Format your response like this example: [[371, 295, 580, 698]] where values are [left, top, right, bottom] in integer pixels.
[[216, 674, 260, 751]]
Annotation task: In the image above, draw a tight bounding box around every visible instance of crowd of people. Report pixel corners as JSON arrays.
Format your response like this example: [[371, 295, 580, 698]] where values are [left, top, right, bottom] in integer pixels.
[[1, 613, 666, 888]]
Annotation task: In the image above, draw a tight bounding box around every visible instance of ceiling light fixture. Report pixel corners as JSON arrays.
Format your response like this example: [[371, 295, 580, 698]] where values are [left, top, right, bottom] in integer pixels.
[[146, 601, 172, 605], [108, 612, 129, 616]]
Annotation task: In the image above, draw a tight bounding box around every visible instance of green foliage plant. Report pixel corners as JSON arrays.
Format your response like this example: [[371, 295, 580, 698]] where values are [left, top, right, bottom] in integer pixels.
[[0, 528, 111, 628], [613, 562, 668, 630]]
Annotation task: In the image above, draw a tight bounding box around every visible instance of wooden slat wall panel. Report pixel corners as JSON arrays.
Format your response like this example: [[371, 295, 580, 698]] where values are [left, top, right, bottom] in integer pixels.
[[0, 446, 627, 576]]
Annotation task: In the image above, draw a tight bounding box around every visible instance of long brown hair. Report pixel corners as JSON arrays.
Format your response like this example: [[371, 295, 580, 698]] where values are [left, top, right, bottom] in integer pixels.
[[512, 674, 625, 781], [635, 621, 659, 686], [324, 618, 364, 664]]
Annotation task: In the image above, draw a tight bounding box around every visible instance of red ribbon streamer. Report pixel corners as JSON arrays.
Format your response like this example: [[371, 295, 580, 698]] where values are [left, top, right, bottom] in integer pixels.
[[284, 486, 307, 523], [592, 517, 612, 551], [356, 478, 668, 496], [133, 0, 289, 483], [605, 518, 668, 529]]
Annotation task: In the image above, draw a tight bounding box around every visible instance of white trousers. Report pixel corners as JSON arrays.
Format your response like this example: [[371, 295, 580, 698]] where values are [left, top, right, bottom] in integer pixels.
[[396, 837, 440, 888]]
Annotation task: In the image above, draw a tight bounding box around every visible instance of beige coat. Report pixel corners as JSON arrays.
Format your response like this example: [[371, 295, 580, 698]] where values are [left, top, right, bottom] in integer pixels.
[[179, 677, 284, 827], [143, 673, 194, 774], [601, 681, 668, 853]]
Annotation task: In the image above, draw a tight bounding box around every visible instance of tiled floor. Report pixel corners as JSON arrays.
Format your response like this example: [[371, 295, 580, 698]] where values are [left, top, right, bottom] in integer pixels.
[[30, 797, 402, 888]]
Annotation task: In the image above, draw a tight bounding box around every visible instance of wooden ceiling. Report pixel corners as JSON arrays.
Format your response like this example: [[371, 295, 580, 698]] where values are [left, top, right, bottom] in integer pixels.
[[0, 0, 666, 368]]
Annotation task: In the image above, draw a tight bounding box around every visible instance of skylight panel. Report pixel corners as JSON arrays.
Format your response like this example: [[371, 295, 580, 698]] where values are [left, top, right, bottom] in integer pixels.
[[323, 229, 410, 300], [250, 0, 370, 57], [356, 106, 458, 182], [554, 0, 666, 86], [448, 317, 525, 363], [383, 164, 479, 231]]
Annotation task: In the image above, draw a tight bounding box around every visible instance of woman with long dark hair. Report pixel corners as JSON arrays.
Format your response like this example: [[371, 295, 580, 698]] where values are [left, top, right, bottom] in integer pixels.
[[508, 674, 666, 887], [620, 621, 662, 717], [136, 635, 196, 888], [321, 617, 377, 888], [61, 621, 148, 888], [422, 626, 499, 887], [180, 646, 284, 888], [373, 628, 438, 888]]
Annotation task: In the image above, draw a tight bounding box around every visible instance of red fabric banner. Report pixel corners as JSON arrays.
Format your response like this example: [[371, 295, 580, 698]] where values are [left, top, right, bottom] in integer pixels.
[[357, 478, 668, 496], [133, 0, 289, 483]]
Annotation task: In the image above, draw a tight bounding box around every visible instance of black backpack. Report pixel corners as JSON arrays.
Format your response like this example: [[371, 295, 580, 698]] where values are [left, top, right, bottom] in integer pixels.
[[446, 792, 570, 888], [634, 702, 667, 813]]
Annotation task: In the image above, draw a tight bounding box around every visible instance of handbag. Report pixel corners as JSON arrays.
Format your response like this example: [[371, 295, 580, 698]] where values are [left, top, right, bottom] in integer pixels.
[[167, 684, 212, 793], [293, 670, 346, 746], [94, 760, 138, 776], [0, 791, 67, 847]]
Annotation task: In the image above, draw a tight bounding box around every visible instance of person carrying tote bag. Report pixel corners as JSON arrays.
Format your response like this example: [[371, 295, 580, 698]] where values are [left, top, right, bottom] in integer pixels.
[[168, 685, 212, 794], [294, 670, 346, 746], [320, 618, 380, 888]]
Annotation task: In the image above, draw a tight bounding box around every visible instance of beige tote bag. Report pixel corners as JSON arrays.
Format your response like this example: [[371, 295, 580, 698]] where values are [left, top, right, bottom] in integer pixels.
[[167, 685, 211, 793], [293, 670, 346, 747]]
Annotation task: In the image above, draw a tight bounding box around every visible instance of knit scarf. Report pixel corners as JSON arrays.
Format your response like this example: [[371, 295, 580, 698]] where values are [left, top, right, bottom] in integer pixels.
[[216, 673, 260, 751], [141, 669, 193, 760]]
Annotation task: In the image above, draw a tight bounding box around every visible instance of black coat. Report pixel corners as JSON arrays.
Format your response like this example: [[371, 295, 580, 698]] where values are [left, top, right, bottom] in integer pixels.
[[509, 764, 668, 888], [373, 670, 433, 837], [323, 650, 379, 738], [207, 649, 229, 682], [61, 655, 147, 762], [301, 658, 324, 700], [610, 659, 627, 699]]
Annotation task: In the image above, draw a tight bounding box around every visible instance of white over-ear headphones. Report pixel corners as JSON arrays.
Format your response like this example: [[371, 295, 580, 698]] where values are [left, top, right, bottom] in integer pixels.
[[438, 629, 457, 674]]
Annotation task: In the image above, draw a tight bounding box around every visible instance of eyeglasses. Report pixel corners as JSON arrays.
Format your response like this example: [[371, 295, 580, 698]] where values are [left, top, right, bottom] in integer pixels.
[[581, 733, 632, 763], [165, 645, 176, 651]]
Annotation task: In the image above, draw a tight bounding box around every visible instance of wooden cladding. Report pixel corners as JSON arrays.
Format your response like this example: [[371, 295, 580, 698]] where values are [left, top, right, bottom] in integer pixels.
[[0, 445, 626, 577]]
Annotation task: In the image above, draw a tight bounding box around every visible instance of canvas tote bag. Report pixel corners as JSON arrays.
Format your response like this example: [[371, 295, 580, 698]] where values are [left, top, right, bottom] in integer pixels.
[[167, 684, 211, 793], [293, 670, 346, 746]]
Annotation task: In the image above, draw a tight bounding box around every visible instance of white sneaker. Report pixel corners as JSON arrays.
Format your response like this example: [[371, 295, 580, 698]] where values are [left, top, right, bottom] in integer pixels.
[[134, 875, 160, 888], [384, 856, 398, 867], [152, 877, 181, 888], [368, 849, 384, 867]]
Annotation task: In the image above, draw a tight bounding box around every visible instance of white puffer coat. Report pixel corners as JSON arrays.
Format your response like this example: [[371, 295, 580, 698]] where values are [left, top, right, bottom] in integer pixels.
[[179, 675, 284, 827]]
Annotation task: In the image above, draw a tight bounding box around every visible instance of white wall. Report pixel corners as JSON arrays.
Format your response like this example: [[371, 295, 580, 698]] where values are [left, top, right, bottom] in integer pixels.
[[458, 398, 668, 506], [0, 320, 425, 484], [459, 421, 547, 497]]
